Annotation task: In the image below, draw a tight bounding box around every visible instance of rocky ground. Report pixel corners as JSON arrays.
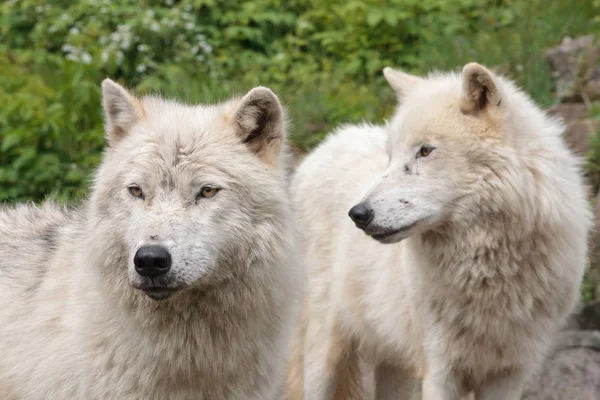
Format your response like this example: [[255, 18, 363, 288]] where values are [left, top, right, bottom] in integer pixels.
[[522, 301, 600, 399]]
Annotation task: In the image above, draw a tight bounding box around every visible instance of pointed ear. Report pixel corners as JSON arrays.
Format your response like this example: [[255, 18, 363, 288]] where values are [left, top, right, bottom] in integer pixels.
[[233, 86, 285, 165], [461, 63, 503, 114], [101, 78, 144, 146], [383, 67, 423, 99]]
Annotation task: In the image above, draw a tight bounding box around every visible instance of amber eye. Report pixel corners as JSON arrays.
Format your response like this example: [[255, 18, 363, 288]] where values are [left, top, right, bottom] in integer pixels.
[[198, 186, 220, 200], [128, 185, 144, 199], [419, 145, 434, 158]]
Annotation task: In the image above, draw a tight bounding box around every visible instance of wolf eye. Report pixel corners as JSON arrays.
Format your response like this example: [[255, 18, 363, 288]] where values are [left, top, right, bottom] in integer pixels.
[[418, 145, 434, 158], [197, 186, 220, 200], [128, 185, 144, 199]]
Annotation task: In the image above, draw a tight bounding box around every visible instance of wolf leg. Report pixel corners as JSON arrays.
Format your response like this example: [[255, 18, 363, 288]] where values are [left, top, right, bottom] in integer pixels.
[[422, 367, 468, 400], [303, 316, 362, 400]]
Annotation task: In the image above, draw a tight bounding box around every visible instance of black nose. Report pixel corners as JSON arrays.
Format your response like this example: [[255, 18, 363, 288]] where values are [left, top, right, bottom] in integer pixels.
[[348, 203, 374, 226], [134, 245, 172, 278]]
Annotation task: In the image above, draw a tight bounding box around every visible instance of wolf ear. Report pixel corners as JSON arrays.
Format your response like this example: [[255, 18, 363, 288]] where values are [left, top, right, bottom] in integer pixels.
[[383, 67, 422, 99], [102, 79, 144, 146], [233, 86, 285, 165], [461, 63, 502, 114]]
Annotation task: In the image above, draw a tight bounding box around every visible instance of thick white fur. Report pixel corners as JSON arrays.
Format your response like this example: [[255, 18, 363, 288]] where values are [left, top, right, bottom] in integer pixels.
[[0, 81, 302, 399], [286, 63, 592, 399]]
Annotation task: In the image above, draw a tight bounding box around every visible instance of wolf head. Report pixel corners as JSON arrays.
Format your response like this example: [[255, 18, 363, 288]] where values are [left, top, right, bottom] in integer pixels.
[[88, 80, 289, 301], [349, 62, 548, 244]]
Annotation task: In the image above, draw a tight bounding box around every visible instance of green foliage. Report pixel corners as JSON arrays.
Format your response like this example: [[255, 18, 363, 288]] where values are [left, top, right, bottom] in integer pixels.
[[0, 49, 104, 203], [1, 0, 599, 203], [581, 272, 598, 304], [417, 0, 600, 105]]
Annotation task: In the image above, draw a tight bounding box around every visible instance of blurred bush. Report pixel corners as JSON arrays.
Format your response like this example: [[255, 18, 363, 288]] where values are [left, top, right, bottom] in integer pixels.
[[0, 0, 598, 203]]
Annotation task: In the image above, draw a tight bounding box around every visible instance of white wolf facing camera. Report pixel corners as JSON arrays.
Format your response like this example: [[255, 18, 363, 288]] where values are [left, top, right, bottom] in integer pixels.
[[0, 80, 301, 399], [286, 62, 591, 399]]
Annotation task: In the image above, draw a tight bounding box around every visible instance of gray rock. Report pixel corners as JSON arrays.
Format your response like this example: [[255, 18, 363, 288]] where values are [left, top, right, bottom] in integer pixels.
[[547, 102, 589, 124], [546, 35, 600, 103], [574, 301, 600, 331], [523, 330, 600, 400], [562, 118, 600, 157]]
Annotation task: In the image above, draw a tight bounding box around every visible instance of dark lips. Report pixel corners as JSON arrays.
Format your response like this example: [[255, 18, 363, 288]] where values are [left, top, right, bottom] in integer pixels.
[[142, 287, 177, 301], [368, 221, 419, 242]]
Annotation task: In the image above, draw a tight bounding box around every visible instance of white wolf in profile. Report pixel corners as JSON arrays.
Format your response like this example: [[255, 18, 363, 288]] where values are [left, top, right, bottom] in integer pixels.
[[285, 62, 591, 400], [0, 79, 301, 399]]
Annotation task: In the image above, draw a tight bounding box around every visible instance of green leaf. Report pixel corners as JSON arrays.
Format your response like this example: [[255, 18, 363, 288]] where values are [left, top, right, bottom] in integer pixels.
[[366, 9, 384, 27], [13, 147, 37, 170], [384, 13, 399, 27], [1, 133, 22, 152]]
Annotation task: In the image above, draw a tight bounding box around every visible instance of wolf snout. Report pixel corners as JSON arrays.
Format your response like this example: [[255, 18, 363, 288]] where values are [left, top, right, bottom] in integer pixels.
[[134, 245, 172, 278], [348, 203, 374, 228]]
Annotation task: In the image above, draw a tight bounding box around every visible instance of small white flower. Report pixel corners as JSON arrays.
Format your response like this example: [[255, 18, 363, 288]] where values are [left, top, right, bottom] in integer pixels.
[[200, 43, 212, 54], [69, 27, 80, 35], [80, 52, 92, 64], [185, 22, 194, 30], [136, 64, 147, 73], [150, 22, 160, 32], [101, 51, 109, 63]]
